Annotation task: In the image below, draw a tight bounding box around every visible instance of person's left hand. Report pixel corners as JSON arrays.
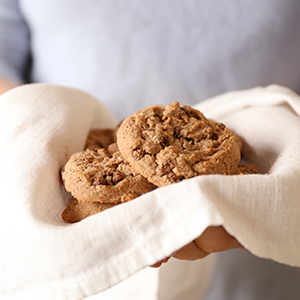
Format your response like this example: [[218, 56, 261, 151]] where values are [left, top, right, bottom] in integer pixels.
[[151, 226, 244, 268]]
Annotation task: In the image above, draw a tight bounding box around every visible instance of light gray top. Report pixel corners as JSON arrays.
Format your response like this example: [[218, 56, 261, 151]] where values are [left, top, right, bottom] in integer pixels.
[[1, 0, 300, 120]]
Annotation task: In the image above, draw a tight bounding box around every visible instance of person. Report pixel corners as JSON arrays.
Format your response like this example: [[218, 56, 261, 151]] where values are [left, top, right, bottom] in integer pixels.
[[1, 0, 300, 299]]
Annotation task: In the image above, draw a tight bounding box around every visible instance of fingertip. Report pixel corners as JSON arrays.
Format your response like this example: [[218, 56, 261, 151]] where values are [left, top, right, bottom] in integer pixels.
[[149, 257, 170, 268], [171, 242, 209, 260], [150, 261, 163, 268]]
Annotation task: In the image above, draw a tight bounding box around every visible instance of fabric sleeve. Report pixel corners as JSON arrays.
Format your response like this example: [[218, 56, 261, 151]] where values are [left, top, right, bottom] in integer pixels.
[[0, 0, 30, 84]]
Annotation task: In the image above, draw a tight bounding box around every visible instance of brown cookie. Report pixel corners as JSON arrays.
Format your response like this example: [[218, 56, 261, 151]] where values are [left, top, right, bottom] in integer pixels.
[[62, 197, 116, 223], [61, 148, 156, 204], [84, 128, 115, 150], [117, 102, 241, 187], [235, 163, 260, 175]]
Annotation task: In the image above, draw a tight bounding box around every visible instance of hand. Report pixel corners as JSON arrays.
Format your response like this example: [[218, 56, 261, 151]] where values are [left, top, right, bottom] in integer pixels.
[[151, 226, 244, 267], [0, 78, 18, 95]]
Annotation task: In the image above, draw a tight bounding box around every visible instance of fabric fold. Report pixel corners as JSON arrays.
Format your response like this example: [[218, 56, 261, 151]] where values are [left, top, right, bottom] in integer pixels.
[[1, 83, 300, 299]]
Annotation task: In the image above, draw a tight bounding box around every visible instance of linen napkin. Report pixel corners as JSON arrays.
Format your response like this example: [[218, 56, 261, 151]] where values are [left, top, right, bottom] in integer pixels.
[[0, 83, 299, 299]]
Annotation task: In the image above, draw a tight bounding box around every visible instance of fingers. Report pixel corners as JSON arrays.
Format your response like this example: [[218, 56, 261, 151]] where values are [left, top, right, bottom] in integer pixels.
[[150, 256, 171, 268], [171, 241, 210, 260], [194, 226, 242, 253], [150, 241, 210, 268], [150, 226, 244, 267]]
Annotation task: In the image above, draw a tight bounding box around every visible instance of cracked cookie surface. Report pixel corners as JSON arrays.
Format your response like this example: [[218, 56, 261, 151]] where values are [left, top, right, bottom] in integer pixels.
[[117, 102, 241, 187], [61, 148, 156, 204], [84, 128, 116, 150]]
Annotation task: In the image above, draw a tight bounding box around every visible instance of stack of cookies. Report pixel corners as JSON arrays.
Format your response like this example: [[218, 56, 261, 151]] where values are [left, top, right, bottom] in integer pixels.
[[61, 102, 259, 223]]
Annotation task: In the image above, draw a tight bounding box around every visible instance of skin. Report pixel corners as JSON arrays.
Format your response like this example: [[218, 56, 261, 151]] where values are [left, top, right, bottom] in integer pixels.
[[151, 226, 244, 268], [0, 78, 18, 95]]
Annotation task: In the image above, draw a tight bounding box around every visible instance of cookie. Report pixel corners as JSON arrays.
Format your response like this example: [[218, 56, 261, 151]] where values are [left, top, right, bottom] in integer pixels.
[[84, 128, 115, 150], [61, 147, 156, 204], [62, 197, 116, 223], [235, 163, 260, 175], [117, 102, 241, 187]]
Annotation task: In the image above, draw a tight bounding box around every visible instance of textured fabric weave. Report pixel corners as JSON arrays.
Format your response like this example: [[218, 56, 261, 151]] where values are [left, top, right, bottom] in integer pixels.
[[1, 84, 300, 299]]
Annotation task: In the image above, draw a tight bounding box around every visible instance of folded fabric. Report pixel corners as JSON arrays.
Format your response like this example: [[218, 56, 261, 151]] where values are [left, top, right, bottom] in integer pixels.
[[0, 83, 299, 299]]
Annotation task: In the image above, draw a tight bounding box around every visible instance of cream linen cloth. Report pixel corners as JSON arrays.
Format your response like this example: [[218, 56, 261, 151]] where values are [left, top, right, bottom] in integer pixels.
[[0, 83, 300, 299]]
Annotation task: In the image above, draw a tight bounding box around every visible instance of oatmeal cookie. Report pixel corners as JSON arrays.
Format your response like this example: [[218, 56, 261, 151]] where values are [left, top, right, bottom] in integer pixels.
[[117, 102, 241, 187], [235, 163, 260, 175], [62, 197, 116, 223], [84, 128, 115, 150], [61, 147, 156, 203]]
